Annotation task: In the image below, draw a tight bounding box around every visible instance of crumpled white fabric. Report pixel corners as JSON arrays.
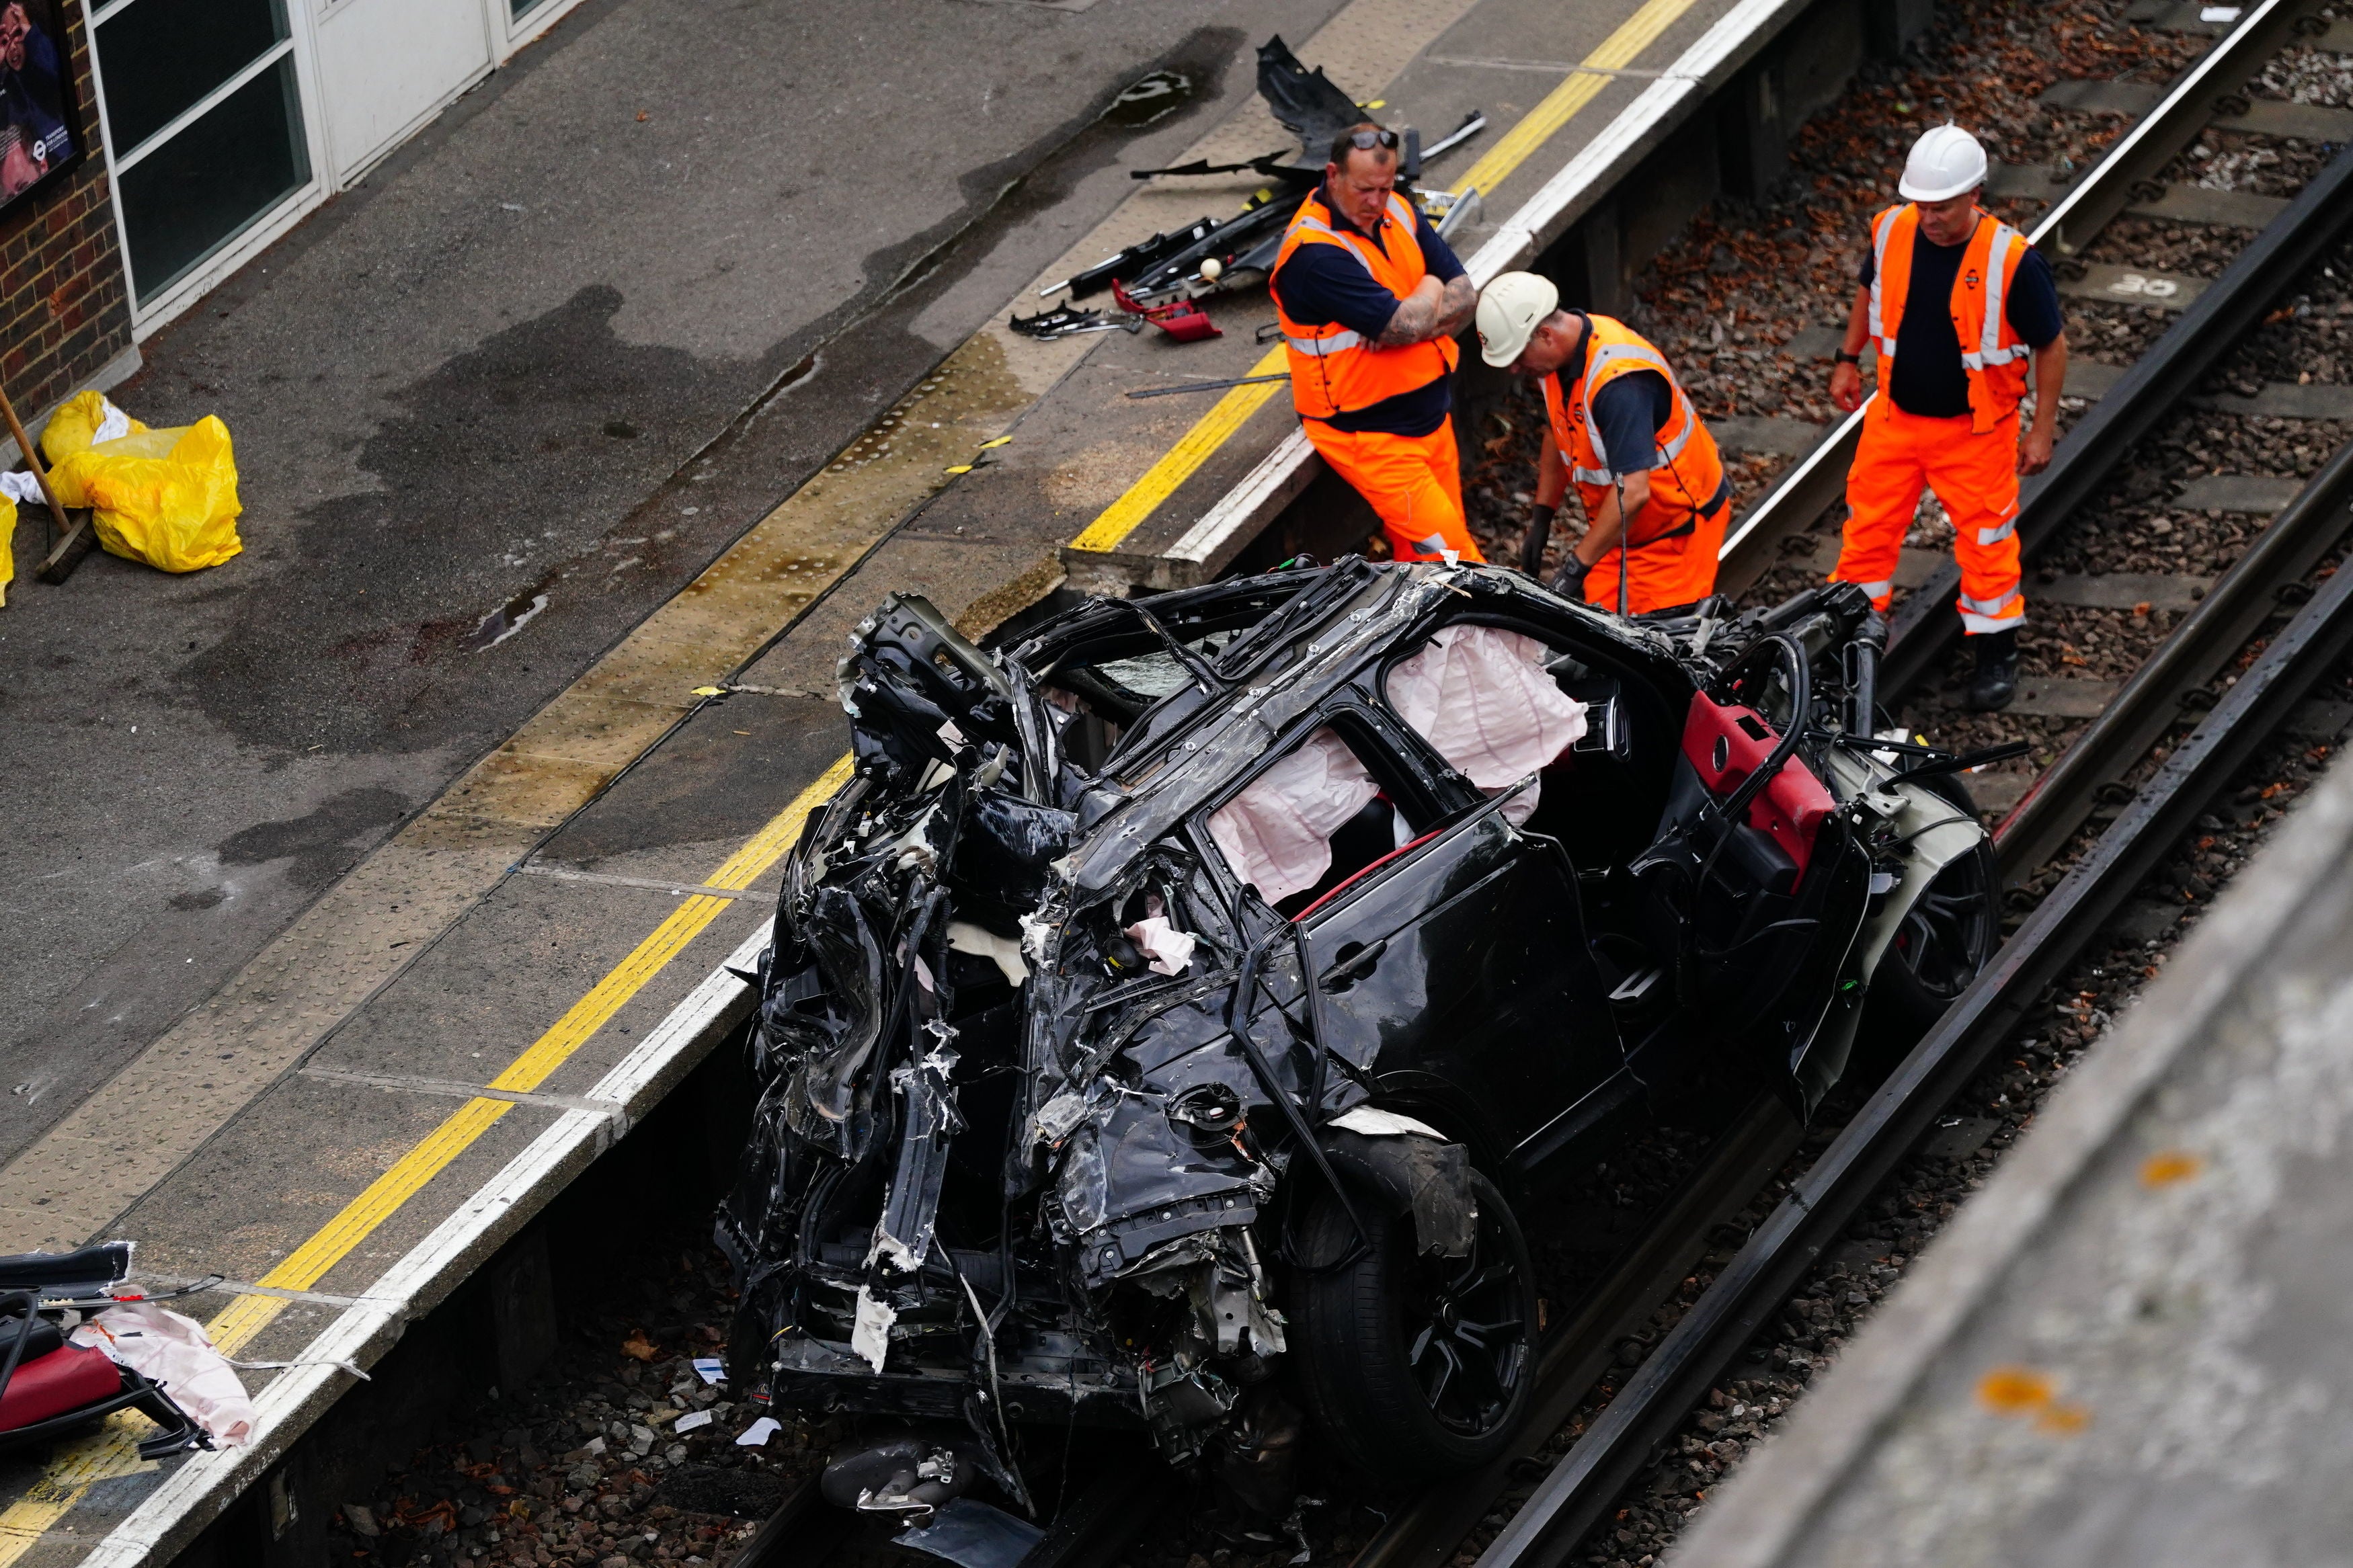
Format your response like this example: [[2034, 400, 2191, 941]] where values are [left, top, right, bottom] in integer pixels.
[[1204, 628, 1589, 905], [1122, 915, 1197, 975], [1207, 726, 1380, 905], [0, 469, 43, 505], [71, 1301, 257, 1448], [90, 397, 132, 446], [1385, 624, 1589, 823]]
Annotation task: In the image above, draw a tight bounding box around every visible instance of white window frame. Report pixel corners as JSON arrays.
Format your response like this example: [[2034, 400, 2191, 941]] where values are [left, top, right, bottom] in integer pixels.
[[85, 0, 596, 339]]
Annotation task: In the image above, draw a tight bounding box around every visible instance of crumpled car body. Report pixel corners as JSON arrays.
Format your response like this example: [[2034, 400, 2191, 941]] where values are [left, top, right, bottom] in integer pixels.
[[717, 561, 1992, 1487]]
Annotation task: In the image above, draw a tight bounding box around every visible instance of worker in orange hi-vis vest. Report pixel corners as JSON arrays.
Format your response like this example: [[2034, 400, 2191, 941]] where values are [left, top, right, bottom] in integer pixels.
[[1269, 121, 1483, 563], [1475, 271, 1728, 616], [1831, 124, 2071, 712]]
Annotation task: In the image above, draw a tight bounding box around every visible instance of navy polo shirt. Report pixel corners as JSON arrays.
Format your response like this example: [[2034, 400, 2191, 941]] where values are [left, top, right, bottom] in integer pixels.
[[1552, 315, 1730, 515], [1273, 190, 1467, 437], [1858, 231, 2064, 419]]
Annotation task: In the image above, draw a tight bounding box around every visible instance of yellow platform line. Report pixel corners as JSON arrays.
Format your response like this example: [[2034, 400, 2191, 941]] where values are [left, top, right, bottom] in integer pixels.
[[0, 1415, 155, 1565], [0, 756, 856, 1568], [213, 750, 854, 1352], [1068, 345, 1289, 554], [1066, 0, 1703, 559], [1453, 0, 1698, 198]]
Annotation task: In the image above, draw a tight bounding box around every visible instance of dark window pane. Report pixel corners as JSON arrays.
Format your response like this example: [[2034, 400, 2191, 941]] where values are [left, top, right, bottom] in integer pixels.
[[96, 0, 285, 155], [118, 56, 307, 304], [512, 0, 547, 17]]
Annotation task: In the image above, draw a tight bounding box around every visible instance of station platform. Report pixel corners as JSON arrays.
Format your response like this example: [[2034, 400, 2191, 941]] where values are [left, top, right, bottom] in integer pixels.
[[1674, 751, 2353, 1568], [0, 0, 1864, 1558]]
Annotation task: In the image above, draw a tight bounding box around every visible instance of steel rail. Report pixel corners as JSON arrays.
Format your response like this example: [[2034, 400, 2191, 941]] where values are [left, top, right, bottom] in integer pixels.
[[1712, 0, 2331, 595], [1461, 448, 2353, 1568], [1878, 136, 2353, 702], [1992, 435, 2353, 878], [2033, 0, 2327, 257]]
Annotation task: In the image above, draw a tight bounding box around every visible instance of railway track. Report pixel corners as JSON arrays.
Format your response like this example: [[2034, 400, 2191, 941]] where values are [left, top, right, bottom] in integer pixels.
[[1392, 7, 2353, 1568], [406, 9, 2353, 1568]]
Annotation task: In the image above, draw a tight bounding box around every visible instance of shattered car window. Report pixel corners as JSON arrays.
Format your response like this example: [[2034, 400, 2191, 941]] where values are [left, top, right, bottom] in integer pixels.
[[1095, 650, 1199, 700], [1382, 624, 1589, 819]]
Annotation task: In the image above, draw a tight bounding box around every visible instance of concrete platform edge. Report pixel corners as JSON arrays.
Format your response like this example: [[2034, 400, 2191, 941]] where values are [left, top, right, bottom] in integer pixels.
[[81, 924, 768, 1568], [1668, 756, 2353, 1568]]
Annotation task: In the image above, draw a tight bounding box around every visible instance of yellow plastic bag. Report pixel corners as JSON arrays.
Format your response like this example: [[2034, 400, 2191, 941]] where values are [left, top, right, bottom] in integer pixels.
[[0, 493, 14, 607], [40, 390, 146, 468], [48, 417, 243, 573]]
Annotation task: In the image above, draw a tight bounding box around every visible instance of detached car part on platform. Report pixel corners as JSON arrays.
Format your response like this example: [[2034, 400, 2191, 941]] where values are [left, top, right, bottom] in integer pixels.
[[1035, 38, 1486, 314], [0, 1243, 210, 1460], [717, 561, 1995, 1491]]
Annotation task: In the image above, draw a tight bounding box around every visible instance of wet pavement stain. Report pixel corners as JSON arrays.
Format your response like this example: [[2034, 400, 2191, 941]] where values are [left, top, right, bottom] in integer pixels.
[[218, 786, 411, 889], [177, 284, 729, 758]]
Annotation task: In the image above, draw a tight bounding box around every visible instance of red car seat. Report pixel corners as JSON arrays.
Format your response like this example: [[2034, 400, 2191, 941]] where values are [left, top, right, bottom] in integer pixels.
[[1679, 692, 1834, 885]]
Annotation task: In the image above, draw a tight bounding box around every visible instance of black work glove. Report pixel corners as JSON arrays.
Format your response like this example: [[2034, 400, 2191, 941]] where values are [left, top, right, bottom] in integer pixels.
[[1549, 552, 1591, 601], [1520, 503, 1557, 577]]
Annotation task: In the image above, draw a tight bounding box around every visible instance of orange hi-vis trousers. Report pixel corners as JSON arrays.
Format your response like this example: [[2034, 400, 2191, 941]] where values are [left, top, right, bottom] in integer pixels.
[[1834, 399, 2026, 633], [1303, 416, 1486, 564], [1582, 494, 1730, 616]]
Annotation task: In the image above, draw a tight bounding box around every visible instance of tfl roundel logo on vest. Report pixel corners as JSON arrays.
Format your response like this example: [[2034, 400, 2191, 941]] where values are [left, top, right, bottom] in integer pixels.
[[1964, 268, 1982, 291]]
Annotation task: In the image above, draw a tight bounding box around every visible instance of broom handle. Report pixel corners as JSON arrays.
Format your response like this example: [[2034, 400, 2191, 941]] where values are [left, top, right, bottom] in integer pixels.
[[0, 384, 71, 544]]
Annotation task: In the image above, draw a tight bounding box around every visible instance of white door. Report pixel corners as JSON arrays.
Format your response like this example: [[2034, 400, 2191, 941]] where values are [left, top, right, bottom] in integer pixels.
[[313, 0, 491, 181]]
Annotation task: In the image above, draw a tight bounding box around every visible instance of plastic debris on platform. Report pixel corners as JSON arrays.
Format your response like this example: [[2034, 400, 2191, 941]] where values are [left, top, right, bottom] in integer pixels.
[[1030, 38, 1488, 315], [1007, 304, 1141, 341], [39, 392, 243, 574], [72, 1301, 257, 1448]]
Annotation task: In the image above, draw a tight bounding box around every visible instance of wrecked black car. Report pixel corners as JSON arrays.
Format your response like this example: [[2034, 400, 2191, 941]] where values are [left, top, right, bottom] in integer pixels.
[[717, 560, 1995, 1501]]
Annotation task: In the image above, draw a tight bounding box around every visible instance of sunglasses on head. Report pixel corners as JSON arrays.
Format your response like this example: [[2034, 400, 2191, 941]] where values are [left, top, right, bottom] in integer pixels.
[[1347, 129, 1400, 151]]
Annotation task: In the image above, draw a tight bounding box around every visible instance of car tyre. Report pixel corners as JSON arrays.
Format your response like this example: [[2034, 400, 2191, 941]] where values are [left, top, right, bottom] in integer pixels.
[[1864, 772, 1999, 1048], [1289, 1168, 1536, 1482]]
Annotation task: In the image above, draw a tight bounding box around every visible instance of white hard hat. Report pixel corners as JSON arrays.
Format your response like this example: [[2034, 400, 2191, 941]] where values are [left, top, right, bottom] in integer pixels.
[[1476, 271, 1560, 367], [1899, 124, 1989, 202]]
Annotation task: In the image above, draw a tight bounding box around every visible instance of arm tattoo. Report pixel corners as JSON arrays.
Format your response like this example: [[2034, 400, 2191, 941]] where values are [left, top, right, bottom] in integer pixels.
[[1379, 275, 1476, 347], [1378, 290, 1439, 347], [1433, 275, 1476, 338]]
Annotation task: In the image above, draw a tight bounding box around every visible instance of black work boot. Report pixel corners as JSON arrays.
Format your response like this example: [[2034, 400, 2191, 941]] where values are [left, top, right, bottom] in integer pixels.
[[1965, 627, 2020, 712]]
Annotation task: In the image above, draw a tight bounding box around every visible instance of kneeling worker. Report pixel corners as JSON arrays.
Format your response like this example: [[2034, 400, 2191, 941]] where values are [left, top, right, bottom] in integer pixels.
[[1269, 122, 1484, 563], [1830, 124, 2067, 711], [1475, 272, 1728, 614]]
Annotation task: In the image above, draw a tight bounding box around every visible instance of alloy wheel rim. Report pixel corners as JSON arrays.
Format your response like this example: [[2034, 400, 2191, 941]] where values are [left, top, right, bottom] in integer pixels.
[[1403, 1204, 1530, 1436]]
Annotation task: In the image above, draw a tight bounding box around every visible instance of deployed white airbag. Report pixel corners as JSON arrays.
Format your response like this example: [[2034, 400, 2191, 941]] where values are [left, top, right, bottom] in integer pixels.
[[1386, 624, 1588, 821], [1205, 626, 1588, 905], [1207, 726, 1380, 906]]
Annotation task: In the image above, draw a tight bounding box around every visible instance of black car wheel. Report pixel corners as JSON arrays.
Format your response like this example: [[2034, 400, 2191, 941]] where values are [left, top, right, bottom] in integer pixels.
[[1865, 774, 1999, 1042], [1290, 1169, 1536, 1481]]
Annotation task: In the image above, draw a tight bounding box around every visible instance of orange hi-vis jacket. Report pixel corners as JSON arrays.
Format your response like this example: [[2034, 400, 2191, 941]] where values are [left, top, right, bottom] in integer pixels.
[[1867, 203, 2034, 433], [1541, 315, 1725, 542], [1269, 187, 1459, 421]]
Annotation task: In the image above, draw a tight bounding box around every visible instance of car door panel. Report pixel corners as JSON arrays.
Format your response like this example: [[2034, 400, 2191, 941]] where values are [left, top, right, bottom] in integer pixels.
[[1302, 792, 1622, 1152]]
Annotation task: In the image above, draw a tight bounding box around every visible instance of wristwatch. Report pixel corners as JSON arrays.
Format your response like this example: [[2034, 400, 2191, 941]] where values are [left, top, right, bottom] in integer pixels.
[[1833, 349, 1862, 366]]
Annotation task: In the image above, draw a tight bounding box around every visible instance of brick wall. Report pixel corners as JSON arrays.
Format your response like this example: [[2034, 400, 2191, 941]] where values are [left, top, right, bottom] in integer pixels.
[[0, 0, 130, 425]]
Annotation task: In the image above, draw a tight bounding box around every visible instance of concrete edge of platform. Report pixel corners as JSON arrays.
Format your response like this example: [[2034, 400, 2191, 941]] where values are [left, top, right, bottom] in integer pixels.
[[1066, 0, 1823, 592], [84, 923, 770, 1568], [1668, 757, 2353, 1568]]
